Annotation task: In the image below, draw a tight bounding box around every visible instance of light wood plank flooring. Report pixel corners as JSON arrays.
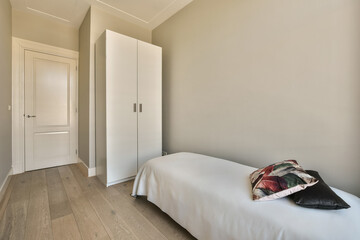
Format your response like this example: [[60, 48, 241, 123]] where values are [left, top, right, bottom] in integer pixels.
[[0, 165, 196, 240]]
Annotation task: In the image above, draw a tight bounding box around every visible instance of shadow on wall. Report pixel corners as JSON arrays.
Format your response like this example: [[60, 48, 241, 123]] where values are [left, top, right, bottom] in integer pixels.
[[153, 0, 360, 197]]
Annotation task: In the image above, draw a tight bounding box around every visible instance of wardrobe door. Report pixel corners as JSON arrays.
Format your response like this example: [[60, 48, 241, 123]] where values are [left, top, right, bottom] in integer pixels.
[[137, 41, 162, 169], [106, 31, 138, 183]]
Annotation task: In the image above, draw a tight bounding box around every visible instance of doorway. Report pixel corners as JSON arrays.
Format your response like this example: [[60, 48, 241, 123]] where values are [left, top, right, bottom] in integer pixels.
[[12, 38, 78, 173], [24, 50, 77, 171]]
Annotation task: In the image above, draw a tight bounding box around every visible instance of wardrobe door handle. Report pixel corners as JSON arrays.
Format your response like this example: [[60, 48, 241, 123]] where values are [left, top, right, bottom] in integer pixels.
[[133, 103, 137, 112], [139, 104, 142, 113]]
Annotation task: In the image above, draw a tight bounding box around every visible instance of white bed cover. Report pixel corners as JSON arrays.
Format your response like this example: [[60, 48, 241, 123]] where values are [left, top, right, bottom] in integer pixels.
[[132, 152, 360, 240]]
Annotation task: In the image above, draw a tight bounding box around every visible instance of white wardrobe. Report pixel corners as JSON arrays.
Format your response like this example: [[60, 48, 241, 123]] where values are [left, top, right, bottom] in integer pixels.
[[95, 30, 162, 186]]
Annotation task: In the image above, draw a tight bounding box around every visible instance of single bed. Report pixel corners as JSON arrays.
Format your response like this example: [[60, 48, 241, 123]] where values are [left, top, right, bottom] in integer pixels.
[[132, 152, 360, 240]]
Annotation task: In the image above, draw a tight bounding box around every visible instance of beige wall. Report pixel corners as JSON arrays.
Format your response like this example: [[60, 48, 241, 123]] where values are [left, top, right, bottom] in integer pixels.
[[153, 0, 360, 196], [78, 6, 152, 167], [0, 0, 12, 187], [78, 9, 91, 166], [12, 9, 78, 51], [90, 6, 152, 44]]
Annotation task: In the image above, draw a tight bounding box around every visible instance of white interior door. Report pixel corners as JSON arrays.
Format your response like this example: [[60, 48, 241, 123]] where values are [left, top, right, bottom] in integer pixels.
[[137, 41, 162, 169], [25, 50, 77, 171]]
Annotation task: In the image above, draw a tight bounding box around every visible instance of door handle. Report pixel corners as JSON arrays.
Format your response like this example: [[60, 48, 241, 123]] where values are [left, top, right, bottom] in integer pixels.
[[133, 103, 137, 112], [139, 104, 142, 113], [26, 115, 36, 118]]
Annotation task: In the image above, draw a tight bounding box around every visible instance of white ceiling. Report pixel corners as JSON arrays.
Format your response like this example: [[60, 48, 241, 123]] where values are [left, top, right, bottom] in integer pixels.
[[10, 0, 193, 30]]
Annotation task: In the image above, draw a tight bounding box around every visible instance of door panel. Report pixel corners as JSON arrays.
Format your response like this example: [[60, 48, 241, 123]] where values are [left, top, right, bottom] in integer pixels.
[[33, 132, 70, 167], [34, 59, 69, 126], [137, 41, 162, 169], [106, 31, 138, 183], [25, 50, 77, 171]]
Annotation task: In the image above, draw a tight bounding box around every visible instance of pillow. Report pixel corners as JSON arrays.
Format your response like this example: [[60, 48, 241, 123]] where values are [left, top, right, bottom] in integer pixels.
[[250, 160, 318, 201], [289, 170, 350, 209]]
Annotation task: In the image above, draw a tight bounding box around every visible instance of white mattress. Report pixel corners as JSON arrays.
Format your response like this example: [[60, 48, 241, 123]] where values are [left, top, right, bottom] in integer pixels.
[[132, 152, 360, 240]]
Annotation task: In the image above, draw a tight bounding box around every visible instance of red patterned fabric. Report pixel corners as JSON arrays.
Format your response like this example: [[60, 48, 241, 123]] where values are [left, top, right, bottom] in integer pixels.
[[250, 160, 318, 201]]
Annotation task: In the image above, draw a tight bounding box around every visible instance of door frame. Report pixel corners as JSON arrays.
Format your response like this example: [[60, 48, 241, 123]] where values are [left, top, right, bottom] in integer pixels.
[[12, 38, 79, 174]]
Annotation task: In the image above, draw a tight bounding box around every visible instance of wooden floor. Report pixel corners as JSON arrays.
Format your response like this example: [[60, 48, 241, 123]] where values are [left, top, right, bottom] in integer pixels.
[[0, 164, 196, 240]]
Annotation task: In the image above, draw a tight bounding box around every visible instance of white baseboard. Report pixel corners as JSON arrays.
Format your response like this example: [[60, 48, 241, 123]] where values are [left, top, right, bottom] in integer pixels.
[[78, 158, 96, 177], [0, 168, 13, 202], [88, 167, 96, 177]]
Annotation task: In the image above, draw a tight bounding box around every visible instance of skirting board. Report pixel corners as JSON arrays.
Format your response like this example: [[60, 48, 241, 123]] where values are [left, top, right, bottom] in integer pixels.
[[0, 168, 13, 203], [77, 158, 96, 177]]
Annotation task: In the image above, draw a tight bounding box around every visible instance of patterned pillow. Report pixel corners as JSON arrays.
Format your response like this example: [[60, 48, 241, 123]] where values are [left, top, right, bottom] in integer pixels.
[[250, 160, 318, 201]]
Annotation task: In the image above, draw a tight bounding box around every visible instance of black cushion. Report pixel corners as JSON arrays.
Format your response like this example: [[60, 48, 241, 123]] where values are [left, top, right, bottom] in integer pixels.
[[290, 170, 350, 210]]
